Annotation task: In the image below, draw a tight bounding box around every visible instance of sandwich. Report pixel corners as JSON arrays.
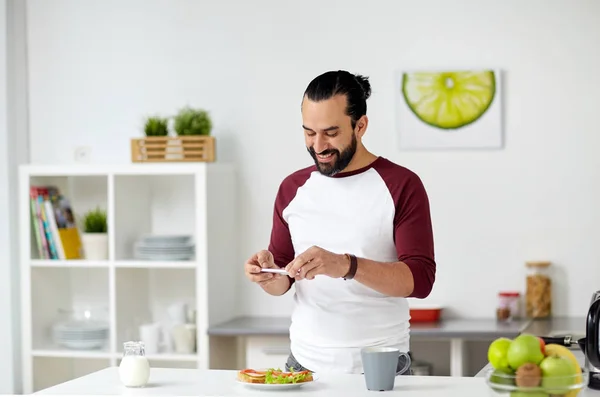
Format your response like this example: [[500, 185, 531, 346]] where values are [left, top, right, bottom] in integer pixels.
[[237, 368, 313, 384]]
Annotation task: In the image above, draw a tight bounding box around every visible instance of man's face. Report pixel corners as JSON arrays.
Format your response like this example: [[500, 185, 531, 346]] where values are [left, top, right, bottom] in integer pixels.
[[301, 95, 357, 177]]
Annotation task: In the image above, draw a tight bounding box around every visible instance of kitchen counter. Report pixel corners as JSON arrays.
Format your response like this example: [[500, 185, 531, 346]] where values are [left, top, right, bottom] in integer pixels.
[[208, 316, 531, 377], [207, 316, 586, 378], [35, 366, 600, 396], [207, 315, 587, 339], [207, 315, 530, 338]]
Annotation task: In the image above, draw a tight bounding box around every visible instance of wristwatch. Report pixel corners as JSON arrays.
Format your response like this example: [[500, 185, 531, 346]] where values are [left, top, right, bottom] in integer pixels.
[[343, 254, 358, 280]]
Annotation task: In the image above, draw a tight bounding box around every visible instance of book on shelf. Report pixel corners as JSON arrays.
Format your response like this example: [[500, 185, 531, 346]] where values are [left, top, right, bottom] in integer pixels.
[[29, 186, 83, 260]]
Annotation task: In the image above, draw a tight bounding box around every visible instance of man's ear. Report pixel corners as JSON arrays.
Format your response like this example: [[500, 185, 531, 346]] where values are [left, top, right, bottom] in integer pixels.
[[355, 115, 369, 139]]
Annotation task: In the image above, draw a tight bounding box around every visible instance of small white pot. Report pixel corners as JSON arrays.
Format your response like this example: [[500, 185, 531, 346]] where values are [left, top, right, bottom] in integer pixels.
[[81, 233, 109, 260]]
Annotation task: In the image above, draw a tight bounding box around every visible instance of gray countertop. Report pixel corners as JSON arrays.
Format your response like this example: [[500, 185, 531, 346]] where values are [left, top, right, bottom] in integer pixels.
[[207, 315, 534, 339], [207, 315, 586, 339], [408, 318, 529, 339], [520, 316, 587, 339]]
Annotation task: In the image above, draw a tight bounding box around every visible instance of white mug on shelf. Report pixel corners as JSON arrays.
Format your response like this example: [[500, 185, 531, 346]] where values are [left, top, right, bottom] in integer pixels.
[[138, 323, 162, 354]]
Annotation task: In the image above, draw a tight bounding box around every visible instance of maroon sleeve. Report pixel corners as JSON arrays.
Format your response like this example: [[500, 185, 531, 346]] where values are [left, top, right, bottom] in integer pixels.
[[374, 159, 436, 299], [268, 186, 295, 269], [268, 166, 314, 269]]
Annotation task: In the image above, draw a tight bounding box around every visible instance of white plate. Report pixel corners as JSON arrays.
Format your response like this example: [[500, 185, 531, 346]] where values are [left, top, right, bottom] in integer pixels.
[[140, 235, 192, 244], [56, 339, 107, 349], [133, 254, 195, 261], [236, 374, 318, 390], [135, 242, 195, 250]]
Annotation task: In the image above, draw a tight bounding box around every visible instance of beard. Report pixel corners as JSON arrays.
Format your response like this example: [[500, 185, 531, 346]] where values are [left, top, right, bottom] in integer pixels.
[[307, 133, 357, 177]]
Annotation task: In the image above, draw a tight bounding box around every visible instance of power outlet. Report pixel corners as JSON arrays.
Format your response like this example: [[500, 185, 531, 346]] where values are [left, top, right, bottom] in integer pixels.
[[74, 146, 91, 163]]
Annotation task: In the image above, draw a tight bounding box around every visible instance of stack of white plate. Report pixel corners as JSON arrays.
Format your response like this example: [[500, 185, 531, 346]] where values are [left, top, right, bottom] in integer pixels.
[[133, 234, 195, 261], [52, 320, 109, 350]]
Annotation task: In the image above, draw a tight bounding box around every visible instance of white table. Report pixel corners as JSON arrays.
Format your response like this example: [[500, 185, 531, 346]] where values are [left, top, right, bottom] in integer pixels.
[[35, 367, 600, 396]]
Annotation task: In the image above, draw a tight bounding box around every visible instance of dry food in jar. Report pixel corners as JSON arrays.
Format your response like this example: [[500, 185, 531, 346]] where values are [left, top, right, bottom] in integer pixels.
[[525, 261, 552, 318]]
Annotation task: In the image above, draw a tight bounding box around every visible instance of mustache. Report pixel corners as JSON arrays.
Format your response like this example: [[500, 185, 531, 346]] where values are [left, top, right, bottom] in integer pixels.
[[309, 147, 339, 156]]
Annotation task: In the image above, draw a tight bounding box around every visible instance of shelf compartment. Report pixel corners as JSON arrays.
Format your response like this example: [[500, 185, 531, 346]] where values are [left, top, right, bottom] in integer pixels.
[[30, 267, 110, 353], [113, 174, 197, 262], [115, 267, 196, 356], [28, 175, 108, 261]]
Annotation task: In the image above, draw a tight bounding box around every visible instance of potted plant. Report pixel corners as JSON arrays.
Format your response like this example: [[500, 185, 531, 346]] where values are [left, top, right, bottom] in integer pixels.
[[168, 106, 213, 160], [173, 107, 212, 136], [144, 116, 169, 136], [80, 207, 108, 260]]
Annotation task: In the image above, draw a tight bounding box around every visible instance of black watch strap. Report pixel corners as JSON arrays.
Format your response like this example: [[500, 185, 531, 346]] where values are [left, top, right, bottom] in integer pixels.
[[343, 254, 358, 280]]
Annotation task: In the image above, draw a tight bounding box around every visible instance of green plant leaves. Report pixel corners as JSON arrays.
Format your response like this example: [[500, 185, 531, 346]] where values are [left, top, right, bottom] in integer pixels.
[[144, 117, 169, 136], [82, 207, 107, 233], [173, 107, 212, 136]]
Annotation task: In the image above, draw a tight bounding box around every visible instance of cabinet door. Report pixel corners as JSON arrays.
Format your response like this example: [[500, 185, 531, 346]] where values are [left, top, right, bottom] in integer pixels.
[[245, 336, 291, 369]]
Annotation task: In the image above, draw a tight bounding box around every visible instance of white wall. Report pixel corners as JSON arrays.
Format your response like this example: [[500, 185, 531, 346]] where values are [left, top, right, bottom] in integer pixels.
[[0, 0, 26, 392], [24, 0, 600, 319], [0, 0, 14, 393], [1, 0, 28, 392]]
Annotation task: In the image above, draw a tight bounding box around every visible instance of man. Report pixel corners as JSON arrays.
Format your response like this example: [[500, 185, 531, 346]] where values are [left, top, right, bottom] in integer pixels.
[[244, 70, 436, 375]]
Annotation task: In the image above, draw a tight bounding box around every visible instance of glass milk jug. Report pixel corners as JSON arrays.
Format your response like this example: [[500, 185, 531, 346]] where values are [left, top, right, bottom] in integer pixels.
[[119, 341, 150, 388]]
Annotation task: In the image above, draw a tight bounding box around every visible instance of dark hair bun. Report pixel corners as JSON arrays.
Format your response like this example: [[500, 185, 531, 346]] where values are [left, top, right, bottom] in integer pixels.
[[303, 70, 371, 125], [354, 74, 371, 100]]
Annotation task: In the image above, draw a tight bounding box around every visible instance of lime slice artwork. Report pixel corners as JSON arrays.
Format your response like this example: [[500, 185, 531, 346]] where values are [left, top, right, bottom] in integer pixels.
[[401, 70, 496, 130]]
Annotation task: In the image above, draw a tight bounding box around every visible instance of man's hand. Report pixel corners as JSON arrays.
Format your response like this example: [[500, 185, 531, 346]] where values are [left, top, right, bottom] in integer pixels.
[[244, 250, 291, 296], [285, 246, 350, 280]]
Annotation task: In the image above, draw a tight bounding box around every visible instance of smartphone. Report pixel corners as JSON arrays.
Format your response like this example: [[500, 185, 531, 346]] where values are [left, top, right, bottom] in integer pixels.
[[259, 268, 288, 274]]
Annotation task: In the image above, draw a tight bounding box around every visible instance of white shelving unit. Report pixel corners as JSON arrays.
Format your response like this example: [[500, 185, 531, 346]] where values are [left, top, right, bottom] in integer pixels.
[[19, 163, 239, 393]]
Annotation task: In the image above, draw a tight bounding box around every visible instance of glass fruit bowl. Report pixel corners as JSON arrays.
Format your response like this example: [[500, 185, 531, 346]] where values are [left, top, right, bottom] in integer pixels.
[[484, 367, 589, 397], [485, 333, 589, 397]]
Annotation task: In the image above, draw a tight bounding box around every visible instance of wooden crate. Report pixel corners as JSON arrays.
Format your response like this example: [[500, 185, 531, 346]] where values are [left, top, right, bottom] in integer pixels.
[[131, 136, 215, 163]]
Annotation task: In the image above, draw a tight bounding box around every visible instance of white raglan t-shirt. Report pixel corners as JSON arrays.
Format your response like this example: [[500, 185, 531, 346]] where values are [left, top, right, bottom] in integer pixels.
[[267, 157, 436, 374]]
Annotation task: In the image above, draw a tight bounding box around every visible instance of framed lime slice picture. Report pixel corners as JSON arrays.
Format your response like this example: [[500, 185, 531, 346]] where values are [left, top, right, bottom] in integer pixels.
[[396, 69, 503, 150], [402, 71, 496, 130]]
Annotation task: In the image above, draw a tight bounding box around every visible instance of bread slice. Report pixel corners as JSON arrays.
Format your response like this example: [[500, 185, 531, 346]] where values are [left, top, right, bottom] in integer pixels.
[[237, 370, 266, 383]]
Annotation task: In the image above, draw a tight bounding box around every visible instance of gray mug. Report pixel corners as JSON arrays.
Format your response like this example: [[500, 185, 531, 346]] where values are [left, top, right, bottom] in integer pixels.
[[361, 347, 411, 391]]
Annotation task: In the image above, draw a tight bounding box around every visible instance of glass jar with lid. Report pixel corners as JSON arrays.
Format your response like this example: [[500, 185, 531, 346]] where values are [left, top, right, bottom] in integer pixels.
[[525, 261, 552, 318], [497, 291, 521, 322], [118, 341, 150, 388]]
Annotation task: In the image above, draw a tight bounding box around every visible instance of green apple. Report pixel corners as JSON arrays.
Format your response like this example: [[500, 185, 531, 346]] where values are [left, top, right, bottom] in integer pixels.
[[507, 334, 545, 369], [539, 355, 577, 394], [488, 337, 513, 372]]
